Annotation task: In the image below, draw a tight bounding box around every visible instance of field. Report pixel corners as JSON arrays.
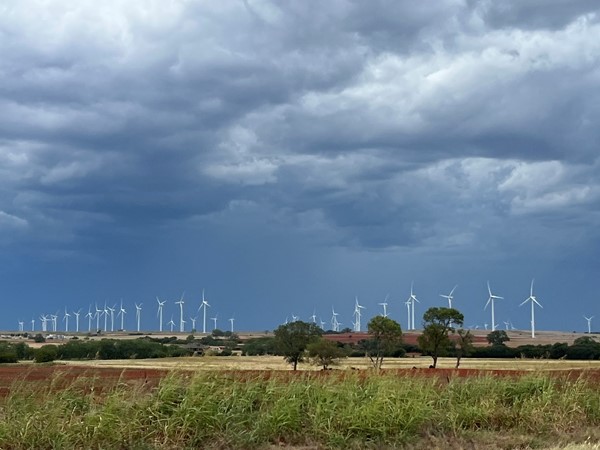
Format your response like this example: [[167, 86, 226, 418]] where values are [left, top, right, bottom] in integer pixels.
[[1, 330, 600, 448], [0, 356, 600, 449]]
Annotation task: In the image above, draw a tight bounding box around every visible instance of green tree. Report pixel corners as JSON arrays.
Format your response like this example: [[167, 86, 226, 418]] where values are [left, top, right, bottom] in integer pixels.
[[418, 307, 464, 368], [486, 330, 510, 346], [307, 338, 347, 370], [274, 321, 323, 370], [363, 315, 403, 370], [454, 329, 474, 368]]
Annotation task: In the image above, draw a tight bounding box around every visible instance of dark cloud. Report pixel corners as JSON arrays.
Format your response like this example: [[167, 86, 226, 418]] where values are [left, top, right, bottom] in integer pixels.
[[1, 1, 599, 331]]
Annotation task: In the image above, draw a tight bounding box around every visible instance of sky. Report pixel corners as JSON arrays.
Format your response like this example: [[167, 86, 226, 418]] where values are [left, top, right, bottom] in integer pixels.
[[1, 0, 600, 334]]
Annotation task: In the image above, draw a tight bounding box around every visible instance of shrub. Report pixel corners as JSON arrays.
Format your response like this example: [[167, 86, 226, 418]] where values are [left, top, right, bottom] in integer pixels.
[[34, 345, 58, 363]]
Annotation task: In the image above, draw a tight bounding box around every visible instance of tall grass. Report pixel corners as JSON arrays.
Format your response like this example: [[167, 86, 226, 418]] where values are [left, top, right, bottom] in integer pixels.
[[0, 370, 599, 449]]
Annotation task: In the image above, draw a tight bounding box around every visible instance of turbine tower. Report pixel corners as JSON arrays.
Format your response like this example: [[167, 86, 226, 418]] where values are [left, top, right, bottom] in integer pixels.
[[485, 281, 503, 332], [211, 314, 218, 331], [168, 316, 175, 332], [404, 299, 411, 330], [63, 308, 71, 332], [73, 309, 81, 333], [156, 297, 166, 332], [175, 293, 185, 333], [331, 307, 339, 332], [135, 303, 142, 332], [440, 285, 458, 308], [95, 304, 102, 331], [584, 315, 594, 334], [519, 279, 542, 339], [198, 289, 210, 334], [407, 282, 419, 330], [190, 316, 197, 331], [229, 316, 235, 333], [118, 301, 126, 331]]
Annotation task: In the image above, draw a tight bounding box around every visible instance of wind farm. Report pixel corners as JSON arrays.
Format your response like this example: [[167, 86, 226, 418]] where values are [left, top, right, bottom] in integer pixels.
[[7, 280, 598, 338]]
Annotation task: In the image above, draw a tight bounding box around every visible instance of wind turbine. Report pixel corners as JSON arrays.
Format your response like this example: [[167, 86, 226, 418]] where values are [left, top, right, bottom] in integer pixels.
[[95, 304, 102, 331], [18, 321, 24, 332], [135, 303, 142, 332], [407, 282, 419, 330], [503, 320, 510, 331], [485, 281, 503, 332], [50, 313, 58, 332], [40, 315, 48, 332], [103, 303, 109, 332], [319, 318, 326, 329], [309, 310, 317, 323], [353, 297, 365, 332], [107, 304, 116, 332], [229, 316, 235, 333], [168, 316, 175, 332], [30, 318, 35, 332], [63, 308, 71, 332], [440, 285, 458, 309], [198, 290, 210, 334], [519, 279, 542, 339], [404, 300, 411, 330], [584, 316, 594, 334], [211, 314, 218, 331], [378, 294, 389, 317], [331, 307, 339, 332], [85, 306, 93, 332], [175, 293, 185, 333], [117, 301, 126, 331], [190, 316, 197, 331], [156, 297, 166, 332], [73, 309, 81, 333]]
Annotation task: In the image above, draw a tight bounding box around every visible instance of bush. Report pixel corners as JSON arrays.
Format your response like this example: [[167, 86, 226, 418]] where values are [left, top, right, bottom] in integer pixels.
[[35, 345, 58, 363]]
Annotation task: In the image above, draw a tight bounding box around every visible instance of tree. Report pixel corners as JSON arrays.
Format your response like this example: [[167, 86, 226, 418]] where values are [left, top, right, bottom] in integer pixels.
[[487, 330, 510, 346], [363, 315, 403, 370], [307, 338, 347, 370], [273, 321, 322, 370], [453, 329, 474, 368], [418, 307, 464, 368]]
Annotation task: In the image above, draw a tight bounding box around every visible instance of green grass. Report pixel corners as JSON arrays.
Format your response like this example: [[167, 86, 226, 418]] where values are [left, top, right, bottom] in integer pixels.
[[0, 370, 599, 449]]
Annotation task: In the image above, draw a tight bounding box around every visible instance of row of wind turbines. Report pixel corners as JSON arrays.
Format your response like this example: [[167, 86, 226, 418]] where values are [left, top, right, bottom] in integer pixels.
[[285, 280, 594, 338], [19, 291, 237, 335]]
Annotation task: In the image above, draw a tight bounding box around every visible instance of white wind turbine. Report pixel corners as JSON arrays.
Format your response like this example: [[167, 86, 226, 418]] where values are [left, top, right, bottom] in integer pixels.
[[63, 308, 71, 332], [353, 297, 365, 332], [229, 316, 235, 333], [108, 304, 116, 332], [40, 315, 48, 332], [331, 307, 339, 332], [117, 301, 126, 331], [319, 318, 326, 329], [309, 310, 317, 323], [95, 304, 102, 331], [198, 290, 210, 334], [168, 316, 175, 332], [211, 314, 218, 331], [584, 315, 594, 334], [485, 281, 503, 332], [135, 303, 142, 332], [50, 313, 58, 332], [440, 285, 458, 309], [73, 309, 81, 333], [190, 316, 197, 331], [404, 299, 411, 330], [18, 321, 24, 332], [519, 279, 542, 339], [378, 294, 389, 317], [407, 282, 420, 330], [175, 293, 185, 333], [85, 306, 93, 332], [103, 303, 109, 331], [156, 297, 166, 332], [30, 318, 35, 332]]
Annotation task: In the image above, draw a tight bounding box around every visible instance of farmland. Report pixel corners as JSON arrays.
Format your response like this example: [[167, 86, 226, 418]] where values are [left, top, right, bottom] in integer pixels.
[[0, 357, 599, 449]]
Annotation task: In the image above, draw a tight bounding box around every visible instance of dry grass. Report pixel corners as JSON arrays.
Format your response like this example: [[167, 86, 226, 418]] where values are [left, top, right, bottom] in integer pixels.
[[57, 355, 600, 372]]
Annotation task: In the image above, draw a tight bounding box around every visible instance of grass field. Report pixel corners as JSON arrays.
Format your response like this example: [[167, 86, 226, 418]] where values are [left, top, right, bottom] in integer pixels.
[[0, 364, 599, 449]]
